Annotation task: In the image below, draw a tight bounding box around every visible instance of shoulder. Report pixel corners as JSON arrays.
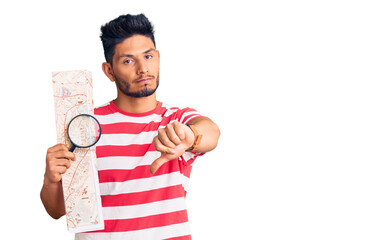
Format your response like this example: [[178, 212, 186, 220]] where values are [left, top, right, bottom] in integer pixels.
[[160, 102, 203, 124], [94, 101, 114, 115]]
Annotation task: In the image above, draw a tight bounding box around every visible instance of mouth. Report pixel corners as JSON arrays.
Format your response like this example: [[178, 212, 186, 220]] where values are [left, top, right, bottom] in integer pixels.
[[134, 75, 154, 84]]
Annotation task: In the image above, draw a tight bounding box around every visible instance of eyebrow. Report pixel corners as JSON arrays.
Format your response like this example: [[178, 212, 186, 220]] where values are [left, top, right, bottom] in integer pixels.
[[119, 48, 156, 58]]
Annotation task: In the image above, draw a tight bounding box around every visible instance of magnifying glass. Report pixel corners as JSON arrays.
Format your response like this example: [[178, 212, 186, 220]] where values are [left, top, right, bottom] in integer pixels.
[[67, 114, 102, 152]]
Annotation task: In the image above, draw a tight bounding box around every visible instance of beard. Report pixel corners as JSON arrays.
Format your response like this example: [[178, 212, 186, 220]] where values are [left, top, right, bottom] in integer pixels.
[[114, 73, 160, 98]]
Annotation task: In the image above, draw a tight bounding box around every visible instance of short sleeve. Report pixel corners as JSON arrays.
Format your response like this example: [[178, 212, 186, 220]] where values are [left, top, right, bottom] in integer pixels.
[[176, 107, 203, 125], [175, 107, 205, 165]]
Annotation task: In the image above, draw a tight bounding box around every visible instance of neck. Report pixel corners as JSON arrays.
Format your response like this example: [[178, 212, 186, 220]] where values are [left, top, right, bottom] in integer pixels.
[[113, 92, 158, 113]]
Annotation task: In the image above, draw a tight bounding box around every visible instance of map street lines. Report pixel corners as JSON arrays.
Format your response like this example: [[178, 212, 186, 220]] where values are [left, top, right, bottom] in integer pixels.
[[52, 70, 104, 233]]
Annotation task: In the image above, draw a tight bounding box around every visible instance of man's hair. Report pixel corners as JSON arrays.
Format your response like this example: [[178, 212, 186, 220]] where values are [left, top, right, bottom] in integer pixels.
[[100, 14, 155, 64]]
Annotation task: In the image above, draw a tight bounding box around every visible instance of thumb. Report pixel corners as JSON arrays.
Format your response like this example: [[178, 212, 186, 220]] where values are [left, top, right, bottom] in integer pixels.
[[150, 154, 170, 174]]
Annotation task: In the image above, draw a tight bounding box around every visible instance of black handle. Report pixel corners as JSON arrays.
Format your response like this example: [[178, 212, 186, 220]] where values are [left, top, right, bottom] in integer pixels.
[[69, 144, 76, 152]]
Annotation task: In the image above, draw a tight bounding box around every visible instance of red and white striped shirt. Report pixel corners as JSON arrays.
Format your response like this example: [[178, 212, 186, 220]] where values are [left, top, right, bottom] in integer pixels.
[[75, 101, 203, 240]]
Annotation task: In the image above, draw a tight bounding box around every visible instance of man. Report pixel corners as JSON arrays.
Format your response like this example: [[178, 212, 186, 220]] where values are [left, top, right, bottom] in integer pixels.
[[40, 14, 220, 240]]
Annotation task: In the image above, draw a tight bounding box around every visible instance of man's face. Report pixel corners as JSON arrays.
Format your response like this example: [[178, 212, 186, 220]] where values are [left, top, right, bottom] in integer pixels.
[[110, 35, 160, 98]]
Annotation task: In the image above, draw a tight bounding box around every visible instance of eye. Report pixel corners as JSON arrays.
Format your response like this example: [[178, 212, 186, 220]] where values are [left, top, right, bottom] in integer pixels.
[[145, 54, 153, 60], [123, 59, 134, 64]]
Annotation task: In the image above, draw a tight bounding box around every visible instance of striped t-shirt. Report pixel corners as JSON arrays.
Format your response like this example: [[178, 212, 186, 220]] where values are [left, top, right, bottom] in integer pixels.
[[75, 101, 203, 240]]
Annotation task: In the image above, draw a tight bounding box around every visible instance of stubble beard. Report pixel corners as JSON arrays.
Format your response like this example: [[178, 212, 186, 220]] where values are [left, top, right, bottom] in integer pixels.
[[114, 73, 160, 98]]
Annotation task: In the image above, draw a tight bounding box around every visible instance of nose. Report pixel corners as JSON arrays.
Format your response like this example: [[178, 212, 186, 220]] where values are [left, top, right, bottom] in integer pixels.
[[137, 60, 148, 75]]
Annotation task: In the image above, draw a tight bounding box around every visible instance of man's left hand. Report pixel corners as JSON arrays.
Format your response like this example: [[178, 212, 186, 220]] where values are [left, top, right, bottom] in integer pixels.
[[150, 121, 195, 174]]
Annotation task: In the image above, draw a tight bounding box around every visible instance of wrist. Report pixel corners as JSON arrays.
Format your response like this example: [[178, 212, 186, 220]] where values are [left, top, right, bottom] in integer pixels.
[[186, 124, 203, 152], [43, 174, 61, 188]]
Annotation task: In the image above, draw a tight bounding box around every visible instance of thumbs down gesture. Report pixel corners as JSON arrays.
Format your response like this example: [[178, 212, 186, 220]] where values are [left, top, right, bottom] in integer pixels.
[[150, 121, 195, 174]]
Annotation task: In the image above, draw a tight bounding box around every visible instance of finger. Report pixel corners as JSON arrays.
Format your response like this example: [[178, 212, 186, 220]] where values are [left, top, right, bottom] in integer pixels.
[[49, 150, 76, 161], [46, 158, 72, 172], [166, 123, 182, 145], [46, 165, 67, 180], [157, 128, 176, 149], [55, 158, 72, 169], [150, 156, 170, 174], [45, 171, 63, 183], [56, 165, 68, 174], [154, 136, 175, 154], [65, 151, 76, 161], [47, 143, 68, 153], [173, 121, 186, 140]]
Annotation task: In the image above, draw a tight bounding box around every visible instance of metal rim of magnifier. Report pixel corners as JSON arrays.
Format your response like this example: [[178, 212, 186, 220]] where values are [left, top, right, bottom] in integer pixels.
[[67, 113, 102, 150]]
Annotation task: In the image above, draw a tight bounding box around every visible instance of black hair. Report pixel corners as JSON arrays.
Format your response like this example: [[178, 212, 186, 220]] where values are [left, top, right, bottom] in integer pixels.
[[100, 14, 156, 64]]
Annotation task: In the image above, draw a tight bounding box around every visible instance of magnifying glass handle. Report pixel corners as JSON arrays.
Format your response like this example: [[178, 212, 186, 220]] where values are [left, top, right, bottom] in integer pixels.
[[69, 145, 76, 152]]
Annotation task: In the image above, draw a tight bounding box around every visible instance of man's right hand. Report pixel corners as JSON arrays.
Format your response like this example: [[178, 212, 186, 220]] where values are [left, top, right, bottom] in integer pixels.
[[44, 144, 76, 185], [41, 144, 75, 219]]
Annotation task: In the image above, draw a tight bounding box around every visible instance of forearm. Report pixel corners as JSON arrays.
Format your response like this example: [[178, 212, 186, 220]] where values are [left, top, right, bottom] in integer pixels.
[[188, 117, 220, 153], [40, 178, 66, 219]]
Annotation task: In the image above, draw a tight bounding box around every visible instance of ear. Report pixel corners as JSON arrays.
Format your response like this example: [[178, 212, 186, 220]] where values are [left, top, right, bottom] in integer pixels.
[[102, 62, 116, 82], [156, 50, 161, 69], [156, 50, 160, 60]]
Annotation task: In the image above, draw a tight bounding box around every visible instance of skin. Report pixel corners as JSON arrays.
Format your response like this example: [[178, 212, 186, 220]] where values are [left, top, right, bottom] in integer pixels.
[[40, 34, 220, 219]]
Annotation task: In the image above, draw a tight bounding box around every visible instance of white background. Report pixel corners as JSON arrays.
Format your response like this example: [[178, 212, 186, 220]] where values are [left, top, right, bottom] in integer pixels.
[[1, 0, 391, 239]]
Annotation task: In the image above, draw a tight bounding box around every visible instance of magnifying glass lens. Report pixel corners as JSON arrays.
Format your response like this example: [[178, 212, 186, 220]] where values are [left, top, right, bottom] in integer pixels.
[[68, 114, 101, 149]]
